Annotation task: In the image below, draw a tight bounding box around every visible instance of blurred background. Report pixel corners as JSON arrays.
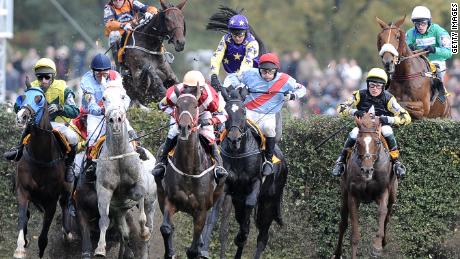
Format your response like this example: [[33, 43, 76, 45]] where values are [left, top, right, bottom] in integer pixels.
[[4, 0, 460, 118]]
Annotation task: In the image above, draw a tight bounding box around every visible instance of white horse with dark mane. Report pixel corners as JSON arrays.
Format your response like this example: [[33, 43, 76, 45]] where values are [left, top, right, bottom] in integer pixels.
[[93, 79, 153, 258]]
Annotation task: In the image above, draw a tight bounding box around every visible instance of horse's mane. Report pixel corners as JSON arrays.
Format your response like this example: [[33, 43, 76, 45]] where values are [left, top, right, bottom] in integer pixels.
[[206, 6, 267, 55]]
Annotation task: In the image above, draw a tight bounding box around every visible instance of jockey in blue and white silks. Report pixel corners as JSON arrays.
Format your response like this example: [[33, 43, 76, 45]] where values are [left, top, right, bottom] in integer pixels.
[[225, 53, 306, 176]]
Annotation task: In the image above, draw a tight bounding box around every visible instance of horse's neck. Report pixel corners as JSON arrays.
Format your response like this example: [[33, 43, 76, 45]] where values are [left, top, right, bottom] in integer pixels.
[[135, 16, 163, 50], [174, 132, 203, 171], [396, 45, 426, 75], [29, 126, 59, 160]]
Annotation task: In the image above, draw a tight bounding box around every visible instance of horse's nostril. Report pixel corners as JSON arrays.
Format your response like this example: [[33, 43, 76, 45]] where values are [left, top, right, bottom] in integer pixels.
[[118, 117, 122, 122], [109, 118, 114, 123]]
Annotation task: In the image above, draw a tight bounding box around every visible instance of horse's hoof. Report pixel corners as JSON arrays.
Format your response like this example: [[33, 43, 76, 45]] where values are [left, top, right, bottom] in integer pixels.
[[370, 246, 382, 258], [140, 228, 151, 241], [330, 255, 342, 259], [94, 246, 106, 257], [82, 252, 92, 259], [13, 247, 26, 258], [62, 231, 74, 242]]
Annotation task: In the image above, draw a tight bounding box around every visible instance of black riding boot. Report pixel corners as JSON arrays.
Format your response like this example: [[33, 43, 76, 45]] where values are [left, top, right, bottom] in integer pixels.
[[385, 134, 406, 178], [152, 137, 176, 178], [262, 137, 276, 176], [65, 144, 77, 183], [436, 79, 448, 103], [331, 137, 356, 177], [210, 142, 228, 184], [3, 126, 30, 161]]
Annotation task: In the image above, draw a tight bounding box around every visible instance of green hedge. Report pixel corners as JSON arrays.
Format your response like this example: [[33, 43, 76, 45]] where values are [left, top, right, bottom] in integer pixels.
[[1, 106, 460, 258]]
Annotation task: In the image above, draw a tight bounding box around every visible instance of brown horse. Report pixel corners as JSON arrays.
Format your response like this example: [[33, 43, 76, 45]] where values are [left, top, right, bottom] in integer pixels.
[[156, 84, 224, 259], [123, 0, 187, 104], [376, 16, 451, 119], [13, 87, 73, 258], [332, 113, 398, 259]]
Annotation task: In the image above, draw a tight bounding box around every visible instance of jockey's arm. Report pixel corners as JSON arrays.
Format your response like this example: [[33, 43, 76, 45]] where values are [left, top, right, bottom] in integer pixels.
[[434, 28, 452, 60], [337, 90, 360, 118], [210, 36, 227, 75], [132, 0, 158, 14], [238, 41, 259, 74], [284, 76, 307, 100], [158, 96, 174, 116], [61, 88, 79, 119], [205, 86, 228, 125], [386, 96, 412, 126]]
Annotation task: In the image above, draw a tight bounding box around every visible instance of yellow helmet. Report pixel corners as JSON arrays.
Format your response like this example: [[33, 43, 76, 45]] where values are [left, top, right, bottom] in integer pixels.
[[366, 68, 388, 84], [182, 70, 205, 86], [33, 58, 56, 74]]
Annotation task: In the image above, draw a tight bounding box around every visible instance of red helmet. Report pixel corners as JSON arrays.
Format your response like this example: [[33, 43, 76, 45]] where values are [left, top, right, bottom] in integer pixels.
[[259, 53, 280, 70]]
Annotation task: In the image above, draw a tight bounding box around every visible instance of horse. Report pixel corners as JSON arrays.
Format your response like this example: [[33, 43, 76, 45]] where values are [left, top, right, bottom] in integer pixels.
[[13, 85, 73, 258], [93, 85, 151, 258], [332, 112, 397, 259], [122, 0, 187, 104], [376, 16, 451, 119], [156, 83, 225, 259], [75, 145, 157, 259], [210, 85, 287, 259]]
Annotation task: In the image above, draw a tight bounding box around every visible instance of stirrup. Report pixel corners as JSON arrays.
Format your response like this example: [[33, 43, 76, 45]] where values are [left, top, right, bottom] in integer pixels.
[[393, 162, 406, 179], [214, 166, 228, 179], [332, 162, 344, 177], [262, 161, 274, 176], [152, 162, 166, 177]]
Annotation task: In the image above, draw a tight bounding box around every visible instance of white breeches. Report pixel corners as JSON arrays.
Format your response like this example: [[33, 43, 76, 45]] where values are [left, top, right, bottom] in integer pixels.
[[109, 31, 122, 46], [432, 60, 446, 83], [167, 111, 216, 142], [86, 114, 134, 146], [51, 121, 78, 145], [349, 125, 393, 139], [246, 109, 277, 138]]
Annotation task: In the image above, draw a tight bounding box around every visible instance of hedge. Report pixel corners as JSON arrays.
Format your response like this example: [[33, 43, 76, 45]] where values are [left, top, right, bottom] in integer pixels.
[[1, 105, 460, 258]]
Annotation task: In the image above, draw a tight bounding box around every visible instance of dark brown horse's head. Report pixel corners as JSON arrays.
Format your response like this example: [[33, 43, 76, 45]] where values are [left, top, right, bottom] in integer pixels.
[[376, 16, 407, 74], [160, 0, 187, 51], [15, 80, 50, 130], [222, 86, 249, 150], [174, 83, 199, 140], [354, 113, 382, 180]]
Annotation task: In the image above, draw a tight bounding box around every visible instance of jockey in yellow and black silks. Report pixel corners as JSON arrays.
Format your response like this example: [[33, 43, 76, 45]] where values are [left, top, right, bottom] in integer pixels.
[[332, 68, 411, 178]]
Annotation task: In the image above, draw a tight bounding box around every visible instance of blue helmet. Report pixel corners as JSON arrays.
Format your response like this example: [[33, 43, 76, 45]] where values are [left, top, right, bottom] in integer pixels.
[[227, 14, 249, 31], [90, 53, 112, 71]]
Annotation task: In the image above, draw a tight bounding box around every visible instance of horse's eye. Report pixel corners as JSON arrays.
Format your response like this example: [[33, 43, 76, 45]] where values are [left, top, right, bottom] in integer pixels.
[[102, 96, 106, 101], [121, 95, 125, 100]]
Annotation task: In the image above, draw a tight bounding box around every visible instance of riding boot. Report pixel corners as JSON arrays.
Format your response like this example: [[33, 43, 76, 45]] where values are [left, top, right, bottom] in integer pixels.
[[3, 126, 30, 161], [65, 144, 77, 183], [385, 134, 406, 179], [111, 44, 121, 72], [262, 137, 276, 176], [152, 137, 176, 178], [210, 142, 228, 184], [436, 79, 448, 103], [331, 137, 356, 177]]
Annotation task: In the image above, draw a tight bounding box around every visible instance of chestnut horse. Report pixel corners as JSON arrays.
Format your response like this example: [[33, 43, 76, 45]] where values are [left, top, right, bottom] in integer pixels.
[[332, 113, 398, 259], [123, 0, 187, 104], [376, 16, 451, 119]]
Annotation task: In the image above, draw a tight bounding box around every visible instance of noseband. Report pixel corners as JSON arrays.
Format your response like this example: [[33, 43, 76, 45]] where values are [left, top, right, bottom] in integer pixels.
[[175, 94, 199, 131]]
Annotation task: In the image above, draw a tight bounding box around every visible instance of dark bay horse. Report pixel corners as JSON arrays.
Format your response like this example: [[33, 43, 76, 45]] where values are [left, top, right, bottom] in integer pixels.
[[202, 86, 288, 259], [123, 0, 187, 104], [156, 84, 225, 259], [333, 113, 397, 259], [376, 16, 451, 119], [13, 86, 73, 258]]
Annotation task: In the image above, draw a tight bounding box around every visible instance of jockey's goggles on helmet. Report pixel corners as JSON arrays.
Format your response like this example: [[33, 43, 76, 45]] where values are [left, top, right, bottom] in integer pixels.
[[413, 19, 429, 26], [94, 69, 110, 75], [259, 68, 277, 75], [230, 29, 246, 37], [368, 81, 384, 89], [36, 74, 52, 81]]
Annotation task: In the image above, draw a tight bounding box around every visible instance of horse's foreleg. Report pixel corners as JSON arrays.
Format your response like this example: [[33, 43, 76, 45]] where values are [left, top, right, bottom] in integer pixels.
[[254, 197, 274, 259], [137, 196, 151, 241], [233, 201, 252, 259], [219, 194, 232, 259], [200, 194, 225, 258], [160, 199, 177, 259], [117, 212, 134, 259], [349, 196, 360, 259], [333, 191, 349, 258], [187, 210, 208, 259], [383, 180, 398, 248], [372, 190, 390, 258], [59, 190, 73, 241], [38, 202, 58, 258], [77, 209, 92, 259], [14, 194, 29, 259], [94, 185, 113, 257]]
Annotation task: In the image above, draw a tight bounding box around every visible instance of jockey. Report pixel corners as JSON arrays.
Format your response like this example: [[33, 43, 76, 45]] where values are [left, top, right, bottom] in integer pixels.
[[104, 0, 158, 65], [4, 58, 80, 183], [210, 14, 259, 90], [406, 5, 452, 103], [80, 53, 140, 148], [224, 53, 306, 176], [332, 68, 412, 178], [152, 70, 229, 183]]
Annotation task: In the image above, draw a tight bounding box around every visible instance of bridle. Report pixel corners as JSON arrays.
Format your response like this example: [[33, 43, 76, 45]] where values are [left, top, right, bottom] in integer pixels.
[[175, 94, 199, 132]]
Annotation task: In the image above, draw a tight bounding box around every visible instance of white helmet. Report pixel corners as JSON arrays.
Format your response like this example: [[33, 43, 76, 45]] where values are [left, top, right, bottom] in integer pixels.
[[411, 6, 431, 21]]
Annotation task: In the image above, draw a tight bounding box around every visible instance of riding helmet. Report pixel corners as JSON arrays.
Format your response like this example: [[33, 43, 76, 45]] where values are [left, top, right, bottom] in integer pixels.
[[227, 14, 250, 34], [182, 70, 206, 86], [366, 68, 388, 85], [411, 6, 431, 25], [91, 53, 112, 71], [34, 58, 57, 74], [259, 53, 281, 70]]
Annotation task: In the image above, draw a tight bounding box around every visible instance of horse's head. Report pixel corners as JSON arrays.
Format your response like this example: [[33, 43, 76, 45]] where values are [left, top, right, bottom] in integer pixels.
[[103, 83, 129, 135], [159, 0, 187, 51], [354, 112, 382, 180], [15, 83, 46, 128], [376, 16, 407, 74], [222, 86, 249, 150], [175, 83, 199, 140]]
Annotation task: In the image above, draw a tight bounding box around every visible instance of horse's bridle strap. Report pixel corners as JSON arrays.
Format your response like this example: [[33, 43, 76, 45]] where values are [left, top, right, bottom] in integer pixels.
[[167, 156, 216, 178]]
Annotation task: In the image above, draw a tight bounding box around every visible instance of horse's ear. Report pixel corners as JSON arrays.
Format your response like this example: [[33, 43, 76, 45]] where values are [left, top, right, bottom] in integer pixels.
[[25, 76, 31, 90], [196, 82, 201, 99], [34, 95, 43, 105], [239, 87, 248, 100], [221, 87, 229, 101], [159, 0, 167, 10], [176, 0, 187, 10], [395, 15, 406, 28], [376, 17, 388, 29], [174, 85, 181, 97]]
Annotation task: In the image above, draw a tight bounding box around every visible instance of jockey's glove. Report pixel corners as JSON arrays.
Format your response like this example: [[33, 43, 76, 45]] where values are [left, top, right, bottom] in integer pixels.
[[379, 116, 394, 125], [122, 23, 133, 31], [284, 92, 296, 102], [210, 74, 221, 92], [353, 110, 365, 118], [199, 117, 211, 127], [144, 12, 154, 20], [424, 45, 436, 54], [48, 103, 63, 115]]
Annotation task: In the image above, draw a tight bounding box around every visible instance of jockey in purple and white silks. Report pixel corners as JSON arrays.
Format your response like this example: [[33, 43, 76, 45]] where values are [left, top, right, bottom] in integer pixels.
[[225, 53, 306, 176], [210, 14, 259, 90]]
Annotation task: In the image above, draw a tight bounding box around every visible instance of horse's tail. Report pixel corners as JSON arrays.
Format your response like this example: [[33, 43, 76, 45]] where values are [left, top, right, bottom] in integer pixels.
[[206, 6, 267, 55]]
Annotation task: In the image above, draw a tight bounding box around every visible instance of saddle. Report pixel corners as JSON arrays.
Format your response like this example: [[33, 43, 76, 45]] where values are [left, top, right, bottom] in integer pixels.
[[22, 130, 71, 154]]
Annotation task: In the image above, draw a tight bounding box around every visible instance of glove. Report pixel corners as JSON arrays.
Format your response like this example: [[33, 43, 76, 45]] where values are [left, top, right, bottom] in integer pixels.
[[144, 12, 153, 20], [284, 93, 296, 102], [354, 110, 365, 118], [408, 44, 416, 51], [379, 116, 390, 125], [210, 74, 221, 91], [48, 104, 62, 115], [199, 117, 211, 126], [424, 45, 436, 54], [122, 23, 133, 31]]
